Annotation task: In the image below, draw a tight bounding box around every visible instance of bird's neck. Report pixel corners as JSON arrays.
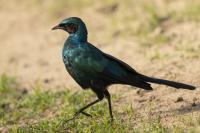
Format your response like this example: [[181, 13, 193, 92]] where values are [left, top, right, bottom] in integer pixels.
[[66, 24, 88, 45], [68, 24, 88, 43], [68, 32, 87, 43]]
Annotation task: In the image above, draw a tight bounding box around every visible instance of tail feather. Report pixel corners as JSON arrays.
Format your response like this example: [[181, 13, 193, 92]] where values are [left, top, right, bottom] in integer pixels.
[[138, 74, 196, 90], [130, 81, 153, 90]]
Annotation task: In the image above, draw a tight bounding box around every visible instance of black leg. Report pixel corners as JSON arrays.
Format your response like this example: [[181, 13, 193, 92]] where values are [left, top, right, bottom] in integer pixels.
[[66, 99, 101, 122], [81, 111, 92, 117], [104, 90, 113, 121]]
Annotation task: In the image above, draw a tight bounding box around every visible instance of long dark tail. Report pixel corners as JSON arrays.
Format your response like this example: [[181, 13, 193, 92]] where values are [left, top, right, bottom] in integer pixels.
[[138, 74, 196, 90]]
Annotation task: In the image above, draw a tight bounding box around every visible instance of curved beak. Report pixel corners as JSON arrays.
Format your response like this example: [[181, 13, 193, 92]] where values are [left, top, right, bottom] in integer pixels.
[[52, 25, 62, 30]]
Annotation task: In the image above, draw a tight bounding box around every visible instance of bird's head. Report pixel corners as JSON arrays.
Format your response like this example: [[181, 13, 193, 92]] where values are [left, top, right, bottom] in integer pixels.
[[52, 17, 88, 42]]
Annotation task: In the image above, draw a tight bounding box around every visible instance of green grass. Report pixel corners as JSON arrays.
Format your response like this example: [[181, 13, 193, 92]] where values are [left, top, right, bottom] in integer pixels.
[[1, 74, 200, 132]]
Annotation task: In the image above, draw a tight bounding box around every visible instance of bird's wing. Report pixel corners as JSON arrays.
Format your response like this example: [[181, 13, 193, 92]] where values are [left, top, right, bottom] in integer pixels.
[[74, 43, 152, 89], [86, 43, 138, 74], [101, 52, 154, 90], [101, 52, 139, 75], [85, 43, 139, 79], [73, 44, 128, 82], [72, 45, 107, 74]]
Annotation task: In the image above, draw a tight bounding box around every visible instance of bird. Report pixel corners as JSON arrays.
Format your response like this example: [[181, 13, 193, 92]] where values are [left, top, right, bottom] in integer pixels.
[[52, 17, 196, 121]]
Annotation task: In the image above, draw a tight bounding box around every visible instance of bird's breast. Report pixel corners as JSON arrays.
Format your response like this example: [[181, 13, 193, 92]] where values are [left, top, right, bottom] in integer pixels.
[[62, 45, 84, 67]]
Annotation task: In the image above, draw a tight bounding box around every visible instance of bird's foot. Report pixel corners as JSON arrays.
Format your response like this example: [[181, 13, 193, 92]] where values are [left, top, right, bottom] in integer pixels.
[[65, 111, 92, 123], [81, 111, 92, 117]]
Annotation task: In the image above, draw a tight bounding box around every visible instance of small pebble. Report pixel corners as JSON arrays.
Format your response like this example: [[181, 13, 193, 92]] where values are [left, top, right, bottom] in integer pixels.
[[149, 95, 156, 102], [138, 99, 147, 103], [21, 88, 28, 94], [136, 89, 144, 97], [192, 97, 197, 106], [175, 97, 184, 103], [192, 102, 196, 107], [44, 79, 50, 84]]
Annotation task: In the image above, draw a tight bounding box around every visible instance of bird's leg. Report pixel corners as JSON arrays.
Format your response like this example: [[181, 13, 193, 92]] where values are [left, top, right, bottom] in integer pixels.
[[74, 99, 101, 117], [104, 90, 113, 122], [81, 111, 92, 117], [66, 99, 101, 122]]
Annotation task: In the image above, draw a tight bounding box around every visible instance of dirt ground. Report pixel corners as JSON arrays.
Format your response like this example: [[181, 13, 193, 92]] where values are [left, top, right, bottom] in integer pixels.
[[0, 0, 200, 129]]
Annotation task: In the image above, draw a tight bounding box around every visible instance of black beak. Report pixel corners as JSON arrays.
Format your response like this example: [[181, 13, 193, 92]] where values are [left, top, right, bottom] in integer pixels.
[[52, 25, 62, 30]]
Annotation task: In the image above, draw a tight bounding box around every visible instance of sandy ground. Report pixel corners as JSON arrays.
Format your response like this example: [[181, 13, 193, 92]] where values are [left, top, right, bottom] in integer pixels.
[[0, 0, 200, 128]]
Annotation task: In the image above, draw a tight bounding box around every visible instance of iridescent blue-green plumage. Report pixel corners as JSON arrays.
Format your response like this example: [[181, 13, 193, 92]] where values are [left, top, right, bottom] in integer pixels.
[[52, 17, 195, 121], [62, 38, 154, 90]]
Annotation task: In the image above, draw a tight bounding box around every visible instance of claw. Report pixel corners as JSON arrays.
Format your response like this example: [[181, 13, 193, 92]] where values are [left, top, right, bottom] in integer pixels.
[[64, 111, 92, 123], [81, 111, 92, 117]]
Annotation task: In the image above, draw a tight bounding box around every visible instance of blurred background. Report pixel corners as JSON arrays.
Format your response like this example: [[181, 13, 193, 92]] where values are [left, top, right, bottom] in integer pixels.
[[0, 0, 200, 130], [0, 0, 200, 89]]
